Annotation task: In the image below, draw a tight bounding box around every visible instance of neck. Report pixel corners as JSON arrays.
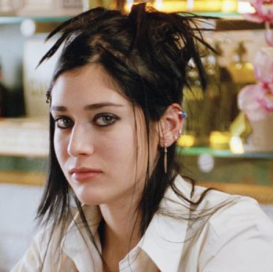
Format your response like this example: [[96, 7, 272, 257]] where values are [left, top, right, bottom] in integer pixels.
[[99, 200, 142, 270], [99, 201, 141, 248]]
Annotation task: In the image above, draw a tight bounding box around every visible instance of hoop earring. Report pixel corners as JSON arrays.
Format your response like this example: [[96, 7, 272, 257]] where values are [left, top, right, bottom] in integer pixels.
[[164, 144, 168, 174]]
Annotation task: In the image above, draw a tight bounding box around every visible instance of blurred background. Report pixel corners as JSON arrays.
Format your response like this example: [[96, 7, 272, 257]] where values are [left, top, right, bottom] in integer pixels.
[[0, 0, 273, 271]]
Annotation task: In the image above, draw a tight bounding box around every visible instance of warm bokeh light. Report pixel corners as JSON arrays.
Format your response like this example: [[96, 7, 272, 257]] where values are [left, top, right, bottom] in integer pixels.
[[222, 0, 238, 12], [210, 131, 230, 149], [237, 1, 255, 14], [124, 0, 239, 13], [229, 136, 245, 154], [177, 134, 195, 147]]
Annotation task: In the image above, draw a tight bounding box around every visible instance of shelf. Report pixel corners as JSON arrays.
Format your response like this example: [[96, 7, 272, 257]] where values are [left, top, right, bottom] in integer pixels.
[[199, 182, 273, 204], [0, 170, 272, 204], [194, 12, 240, 18], [177, 147, 273, 159], [0, 156, 47, 172], [0, 150, 272, 203], [1, 147, 272, 162], [0, 13, 265, 31], [0, 147, 272, 175], [0, 171, 45, 186], [0, 16, 70, 24], [214, 18, 264, 31]]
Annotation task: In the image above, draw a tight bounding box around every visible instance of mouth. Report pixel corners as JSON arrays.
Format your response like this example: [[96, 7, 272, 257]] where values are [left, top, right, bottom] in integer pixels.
[[69, 167, 102, 182]]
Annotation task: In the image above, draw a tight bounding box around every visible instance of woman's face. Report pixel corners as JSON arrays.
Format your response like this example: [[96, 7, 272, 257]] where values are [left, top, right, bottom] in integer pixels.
[[51, 64, 158, 207]]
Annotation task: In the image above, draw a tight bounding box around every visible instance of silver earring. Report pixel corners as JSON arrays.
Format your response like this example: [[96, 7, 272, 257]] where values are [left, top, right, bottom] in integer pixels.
[[164, 143, 167, 174], [174, 135, 178, 141]]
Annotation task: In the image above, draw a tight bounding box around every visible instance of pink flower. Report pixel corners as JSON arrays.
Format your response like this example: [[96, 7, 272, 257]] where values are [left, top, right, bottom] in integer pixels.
[[244, 0, 273, 23], [238, 49, 273, 121], [254, 49, 273, 82], [244, 0, 273, 45], [258, 84, 273, 110]]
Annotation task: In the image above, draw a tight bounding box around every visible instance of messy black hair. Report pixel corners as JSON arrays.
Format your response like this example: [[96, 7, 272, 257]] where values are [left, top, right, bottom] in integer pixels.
[[37, 3, 214, 270]]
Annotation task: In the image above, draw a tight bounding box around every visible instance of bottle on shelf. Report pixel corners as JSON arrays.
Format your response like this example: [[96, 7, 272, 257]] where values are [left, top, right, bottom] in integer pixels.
[[214, 40, 235, 131], [199, 48, 222, 144], [207, 40, 236, 150], [182, 59, 203, 147], [0, 56, 8, 118], [226, 41, 256, 120], [227, 41, 256, 86], [182, 47, 221, 147]]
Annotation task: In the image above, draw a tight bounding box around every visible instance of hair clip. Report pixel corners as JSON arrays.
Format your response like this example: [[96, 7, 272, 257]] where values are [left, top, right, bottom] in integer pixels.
[[179, 111, 187, 119]]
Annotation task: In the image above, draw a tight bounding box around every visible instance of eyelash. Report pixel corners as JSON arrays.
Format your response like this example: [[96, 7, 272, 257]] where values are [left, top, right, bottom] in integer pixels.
[[54, 113, 120, 129], [94, 113, 120, 127], [54, 116, 74, 129]]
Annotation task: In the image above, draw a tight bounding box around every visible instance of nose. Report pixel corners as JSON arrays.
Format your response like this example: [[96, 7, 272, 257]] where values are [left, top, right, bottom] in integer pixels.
[[67, 123, 95, 157]]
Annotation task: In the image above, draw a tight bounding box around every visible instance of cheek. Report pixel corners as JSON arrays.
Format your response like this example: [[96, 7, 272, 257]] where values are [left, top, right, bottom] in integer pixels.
[[99, 128, 135, 161], [54, 132, 68, 166]]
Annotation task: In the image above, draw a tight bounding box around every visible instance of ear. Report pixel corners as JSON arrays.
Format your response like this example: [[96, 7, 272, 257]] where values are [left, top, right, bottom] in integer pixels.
[[158, 103, 184, 148]]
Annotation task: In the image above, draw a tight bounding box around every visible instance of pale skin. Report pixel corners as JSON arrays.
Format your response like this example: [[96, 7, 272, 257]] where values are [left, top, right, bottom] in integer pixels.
[[50, 64, 183, 271]]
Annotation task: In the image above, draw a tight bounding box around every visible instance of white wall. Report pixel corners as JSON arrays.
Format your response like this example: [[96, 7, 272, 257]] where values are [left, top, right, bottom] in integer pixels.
[[0, 184, 43, 272], [261, 205, 273, 222]]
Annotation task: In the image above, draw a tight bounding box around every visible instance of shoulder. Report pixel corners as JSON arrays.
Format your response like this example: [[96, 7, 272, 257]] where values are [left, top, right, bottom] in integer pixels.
[[192, 184, 273, 237], [163, 176, 273, 243], [11, 206, 101, 272], [192, 184, 273, 271], [182, 179, 273, 240], [209, 195, 272, 235], [11, 219, 72, 272], [175, 175, 272, 226], [172, 177, 273, 271], [11, 225, 52, 272], [201, 196, 273, 271]]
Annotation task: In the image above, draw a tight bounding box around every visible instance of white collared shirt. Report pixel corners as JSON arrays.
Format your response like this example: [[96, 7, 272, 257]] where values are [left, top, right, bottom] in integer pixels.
[[12, 176, 273, 272]]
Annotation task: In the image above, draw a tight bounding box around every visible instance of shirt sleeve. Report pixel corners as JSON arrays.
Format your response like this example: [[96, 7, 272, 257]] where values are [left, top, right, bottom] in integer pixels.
[[10, 224, 79, 272], [10, 225, 62, 272], [10, 233, 44, 272], [200, 198, 273, 272]]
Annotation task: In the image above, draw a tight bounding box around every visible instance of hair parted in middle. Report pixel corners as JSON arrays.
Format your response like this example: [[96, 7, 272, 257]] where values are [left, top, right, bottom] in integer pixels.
[[37, 3, 214, 239]]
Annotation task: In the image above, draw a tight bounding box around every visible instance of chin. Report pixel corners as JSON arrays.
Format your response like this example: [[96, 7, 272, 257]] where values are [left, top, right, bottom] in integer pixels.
[[74, 190, 106, 206], [76, 195, 103, 205]]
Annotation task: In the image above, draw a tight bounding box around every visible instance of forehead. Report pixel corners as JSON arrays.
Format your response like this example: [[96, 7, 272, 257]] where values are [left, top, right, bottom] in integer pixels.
[[51, 64, 127, 106]]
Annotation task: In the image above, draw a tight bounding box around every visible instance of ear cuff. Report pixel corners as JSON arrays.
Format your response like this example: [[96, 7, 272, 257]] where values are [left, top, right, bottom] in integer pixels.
[[180, 111, 187, 119]]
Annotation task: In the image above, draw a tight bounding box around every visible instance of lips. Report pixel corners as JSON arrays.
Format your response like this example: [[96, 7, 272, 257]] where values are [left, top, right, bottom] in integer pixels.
[[69, 167, 102, 182]]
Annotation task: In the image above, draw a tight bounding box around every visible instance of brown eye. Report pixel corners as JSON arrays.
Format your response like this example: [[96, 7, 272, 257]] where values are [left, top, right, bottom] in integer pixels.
[[94, 113, 120, 127], [55, 117, 74, 129]]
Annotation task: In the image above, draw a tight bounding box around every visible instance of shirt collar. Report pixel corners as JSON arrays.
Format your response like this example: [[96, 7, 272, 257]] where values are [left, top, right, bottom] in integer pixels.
[[61, 205, 103, 272], [62, 175, 192, 272], [138, 175, 192, 272]]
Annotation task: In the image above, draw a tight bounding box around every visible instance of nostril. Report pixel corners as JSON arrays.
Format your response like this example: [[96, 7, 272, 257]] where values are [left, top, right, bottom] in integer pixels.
[[66, 124, 95, 157], [67, 137, 95, 157]]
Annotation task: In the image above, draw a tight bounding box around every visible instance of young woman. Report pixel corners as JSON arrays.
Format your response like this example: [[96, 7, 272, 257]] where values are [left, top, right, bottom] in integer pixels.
[[12, 3, 273, 272]]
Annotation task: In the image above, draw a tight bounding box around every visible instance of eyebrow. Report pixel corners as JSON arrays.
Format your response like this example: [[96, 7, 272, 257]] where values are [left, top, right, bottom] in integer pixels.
[[50, 102, 124, 112]]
